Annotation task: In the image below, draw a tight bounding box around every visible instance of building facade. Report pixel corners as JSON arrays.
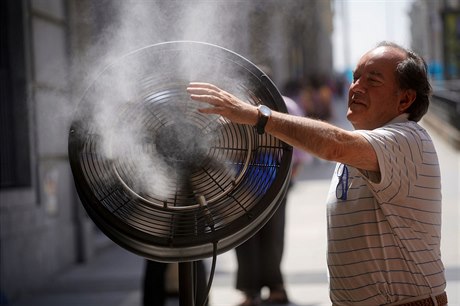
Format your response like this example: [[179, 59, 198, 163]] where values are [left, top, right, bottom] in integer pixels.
[[409, 0, 460, 80]]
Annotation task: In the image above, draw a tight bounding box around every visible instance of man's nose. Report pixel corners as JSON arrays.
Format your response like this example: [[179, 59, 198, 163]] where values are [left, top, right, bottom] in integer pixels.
[[351, 79, 366, 94]]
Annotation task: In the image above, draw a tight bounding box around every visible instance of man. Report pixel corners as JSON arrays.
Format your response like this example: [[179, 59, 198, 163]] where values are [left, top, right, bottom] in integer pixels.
[[187, 42, 447, 305]]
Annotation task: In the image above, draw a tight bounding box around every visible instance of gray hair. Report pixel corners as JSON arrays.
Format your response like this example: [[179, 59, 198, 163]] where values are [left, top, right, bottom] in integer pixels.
[[376, 41, 432, 122]]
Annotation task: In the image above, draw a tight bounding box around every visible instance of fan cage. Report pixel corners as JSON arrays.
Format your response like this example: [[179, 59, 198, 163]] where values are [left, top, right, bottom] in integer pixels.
[[69, 41, 292, 262]]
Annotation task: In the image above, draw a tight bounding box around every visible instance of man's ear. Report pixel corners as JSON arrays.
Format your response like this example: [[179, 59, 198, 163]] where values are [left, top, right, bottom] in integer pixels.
[[399, 89, 416, 112]]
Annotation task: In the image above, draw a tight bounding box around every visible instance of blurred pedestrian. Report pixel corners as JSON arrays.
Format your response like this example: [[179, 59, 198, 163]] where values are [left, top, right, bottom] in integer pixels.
[[308, 74, 333, 121], [187, 41, 447, 305], [232, 66, 309, 306]]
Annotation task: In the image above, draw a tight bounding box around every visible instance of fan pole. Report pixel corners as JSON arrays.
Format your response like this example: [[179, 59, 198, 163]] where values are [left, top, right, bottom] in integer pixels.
[[179, 261, 196, 306]]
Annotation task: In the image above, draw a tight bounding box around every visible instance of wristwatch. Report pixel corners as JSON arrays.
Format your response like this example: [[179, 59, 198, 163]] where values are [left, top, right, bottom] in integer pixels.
[[255, 105, 272, 134]]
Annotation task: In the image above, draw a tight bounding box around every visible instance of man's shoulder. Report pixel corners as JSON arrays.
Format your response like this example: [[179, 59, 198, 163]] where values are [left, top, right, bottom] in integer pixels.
[[374, 119, 425, 136]]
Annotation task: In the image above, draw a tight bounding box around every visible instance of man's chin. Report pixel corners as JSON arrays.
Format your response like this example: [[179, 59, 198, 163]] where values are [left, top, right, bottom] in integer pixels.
[[346, 112, 362, 129], [346, 109, 355, 121]]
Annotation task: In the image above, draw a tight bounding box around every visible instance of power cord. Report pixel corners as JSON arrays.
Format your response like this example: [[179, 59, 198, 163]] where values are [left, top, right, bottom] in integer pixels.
[[198, 241, 218, 306], [196, 194, 217, 306]]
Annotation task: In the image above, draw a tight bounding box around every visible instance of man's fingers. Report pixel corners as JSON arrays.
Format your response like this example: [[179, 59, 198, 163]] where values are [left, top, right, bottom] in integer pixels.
[[188, 82, 221, 92], [187, 85, 221, 97], [187, 87, 217, 96], [188, 83, 230, 107], [188, 82, 239, 116], [189, 94, 224, 106]]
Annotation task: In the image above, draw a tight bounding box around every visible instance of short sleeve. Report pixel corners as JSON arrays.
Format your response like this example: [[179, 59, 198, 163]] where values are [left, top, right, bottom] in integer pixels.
[[355, 123, 422, 203]]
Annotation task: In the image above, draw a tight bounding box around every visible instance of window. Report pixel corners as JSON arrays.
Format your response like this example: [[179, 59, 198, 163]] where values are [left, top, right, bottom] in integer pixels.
[[0, 0, 31, 188]]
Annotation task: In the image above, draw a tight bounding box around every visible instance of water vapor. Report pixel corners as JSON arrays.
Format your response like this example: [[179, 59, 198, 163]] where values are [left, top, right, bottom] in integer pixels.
[[72, 1, 252, 201]]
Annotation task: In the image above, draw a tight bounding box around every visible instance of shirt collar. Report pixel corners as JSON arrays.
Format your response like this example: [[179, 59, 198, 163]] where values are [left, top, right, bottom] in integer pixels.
[[384, 113, 410, 126]]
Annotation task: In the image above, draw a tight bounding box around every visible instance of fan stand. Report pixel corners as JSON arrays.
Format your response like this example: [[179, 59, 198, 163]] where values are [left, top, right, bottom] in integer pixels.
[[179, 262, 196, 306]]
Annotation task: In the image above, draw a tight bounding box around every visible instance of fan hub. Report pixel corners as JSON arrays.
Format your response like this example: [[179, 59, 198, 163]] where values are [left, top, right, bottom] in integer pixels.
[[155, 122, 210, 171]]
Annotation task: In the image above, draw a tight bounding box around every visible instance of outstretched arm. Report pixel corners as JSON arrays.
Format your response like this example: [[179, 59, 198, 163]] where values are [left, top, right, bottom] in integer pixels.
[[187, 82, 378, 172]]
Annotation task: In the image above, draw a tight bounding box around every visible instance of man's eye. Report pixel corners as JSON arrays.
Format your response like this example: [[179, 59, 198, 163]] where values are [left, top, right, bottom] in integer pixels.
[[369, 78, 382, 85]]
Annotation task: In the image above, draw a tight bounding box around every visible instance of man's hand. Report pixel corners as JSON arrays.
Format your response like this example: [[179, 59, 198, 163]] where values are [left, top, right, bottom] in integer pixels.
[[187, 82, 259, 126]]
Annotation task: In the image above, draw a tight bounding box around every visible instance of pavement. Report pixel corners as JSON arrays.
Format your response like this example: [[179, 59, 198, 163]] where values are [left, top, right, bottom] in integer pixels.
[[8, 100, 460, 306]]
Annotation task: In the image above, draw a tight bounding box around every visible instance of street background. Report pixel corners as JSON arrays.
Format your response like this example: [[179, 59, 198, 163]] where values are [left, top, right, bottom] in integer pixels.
[[1, 1, 459, 305]]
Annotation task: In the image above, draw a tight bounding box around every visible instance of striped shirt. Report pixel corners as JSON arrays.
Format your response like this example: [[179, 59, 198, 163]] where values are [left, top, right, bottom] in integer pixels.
[[326, 114, 446, 305]]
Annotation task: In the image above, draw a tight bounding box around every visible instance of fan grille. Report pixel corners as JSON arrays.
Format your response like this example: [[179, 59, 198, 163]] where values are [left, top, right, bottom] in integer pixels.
[[69, 42, 292, 261]]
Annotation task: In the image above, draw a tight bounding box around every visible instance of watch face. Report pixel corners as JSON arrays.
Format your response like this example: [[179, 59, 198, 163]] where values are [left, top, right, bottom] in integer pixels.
[[259, 105, 271, 117]]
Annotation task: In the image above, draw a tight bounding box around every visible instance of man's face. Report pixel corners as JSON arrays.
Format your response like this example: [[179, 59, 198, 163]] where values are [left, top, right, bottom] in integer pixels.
[[347, 46, 407, 130]]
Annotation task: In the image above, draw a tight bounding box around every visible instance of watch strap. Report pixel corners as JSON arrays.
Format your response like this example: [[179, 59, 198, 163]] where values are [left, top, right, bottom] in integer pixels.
[[256, 115, 269, 134]]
